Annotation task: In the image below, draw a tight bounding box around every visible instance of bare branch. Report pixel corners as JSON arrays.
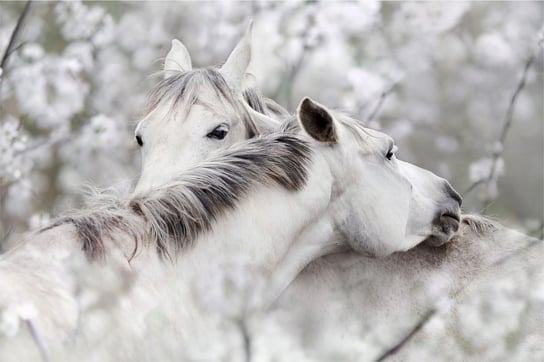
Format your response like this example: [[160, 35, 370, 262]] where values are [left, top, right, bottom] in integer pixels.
[[463, 50, 538, 199], [374, 308, 436, 362], [274, 8, 322, 110], [365, 84, 395, 125], [0, 1, 32, 80], [237, 317, 252, 362]]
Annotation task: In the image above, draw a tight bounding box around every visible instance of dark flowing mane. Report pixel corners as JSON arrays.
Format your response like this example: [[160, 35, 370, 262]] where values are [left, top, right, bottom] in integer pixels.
[[41, 132, 312, 261]]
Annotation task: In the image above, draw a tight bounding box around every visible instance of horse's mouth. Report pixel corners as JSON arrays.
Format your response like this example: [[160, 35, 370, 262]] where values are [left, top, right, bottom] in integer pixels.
[[442, 212, 460, 224]]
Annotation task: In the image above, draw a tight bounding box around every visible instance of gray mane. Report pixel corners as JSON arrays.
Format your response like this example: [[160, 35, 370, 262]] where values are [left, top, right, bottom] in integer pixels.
[[147, 67, 291, 137], [41, 132, 312, 261], [129, 132, 311, 258], [146, 68, 275, 138]]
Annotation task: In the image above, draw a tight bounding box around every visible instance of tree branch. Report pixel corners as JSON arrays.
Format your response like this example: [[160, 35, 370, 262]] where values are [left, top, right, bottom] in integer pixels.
[[463, 50, 538, 199], [365, 84, 395, 125], [374, 308, 435, 362], [237, 317, 252, 362], [0, 1, 32, 79]]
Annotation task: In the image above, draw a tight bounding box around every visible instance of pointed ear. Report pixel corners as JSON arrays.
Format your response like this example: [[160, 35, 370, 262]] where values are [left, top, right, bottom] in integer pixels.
[[164, 39, 192, 78], [297, 97, 337, 143], [221, 22, 253, 90], [243, 103, 282, 133], [242, 72, 257, 90]]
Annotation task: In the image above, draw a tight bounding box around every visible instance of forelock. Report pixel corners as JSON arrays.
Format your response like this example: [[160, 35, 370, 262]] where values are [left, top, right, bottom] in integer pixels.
[[145, 69, 258, 137]]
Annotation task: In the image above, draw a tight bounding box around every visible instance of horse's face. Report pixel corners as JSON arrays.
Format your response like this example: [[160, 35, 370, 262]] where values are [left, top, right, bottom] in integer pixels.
[[297, 98, 462, 257], [134, 95, 252, 192], [134, 26, 262, 193]]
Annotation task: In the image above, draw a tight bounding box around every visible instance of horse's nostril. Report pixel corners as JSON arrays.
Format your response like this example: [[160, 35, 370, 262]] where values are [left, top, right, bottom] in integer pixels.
[[439, 212, 461, 233]]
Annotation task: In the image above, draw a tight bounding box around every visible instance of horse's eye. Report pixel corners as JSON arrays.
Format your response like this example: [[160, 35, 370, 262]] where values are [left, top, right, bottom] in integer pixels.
[[136, 135, 143, 147], [206, 124, 229, 140], [386, 145, 398, 160]]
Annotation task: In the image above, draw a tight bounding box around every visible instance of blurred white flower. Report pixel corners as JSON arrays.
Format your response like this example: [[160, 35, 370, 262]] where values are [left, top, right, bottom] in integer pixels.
[[0, 302, 38, 338], [0, 116, 31, 183], [347, 68, 386, 107], [469, 157, 504, 183], [435, 135, 459, 154], [55, 0, 108, 41], [9, 55, 90, 130], [475, 33, 515, 68], [391, 2, 469, 37]]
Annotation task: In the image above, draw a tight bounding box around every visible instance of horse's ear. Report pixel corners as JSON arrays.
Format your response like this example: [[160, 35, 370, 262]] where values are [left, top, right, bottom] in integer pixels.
[[164, 39, 192, 78], [243, 103, 282, 133], [221, 22, 253, 90], [242, 72, 258, 90], [297, 97, 337, 143]]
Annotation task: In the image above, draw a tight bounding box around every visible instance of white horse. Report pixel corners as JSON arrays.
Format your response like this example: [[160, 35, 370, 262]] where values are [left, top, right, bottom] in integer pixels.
[[134, 28, 542, 361], [135, 27, 462, 255], [0, 93, 461, 361], [134, 25, 282, 193]]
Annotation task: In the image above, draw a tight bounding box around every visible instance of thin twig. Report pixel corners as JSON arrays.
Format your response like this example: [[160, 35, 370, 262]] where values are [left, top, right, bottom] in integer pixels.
[[237, 318, 251, 362], [365, 85, 395, 124], [0, 0, 32, 115], [0, 1, 32, 78], [461, 178, 484, 197], [14, 133, 69, 156], [374, 309, 436, 362], [463, 51, 537, 198], [277, 8, 322, 110]]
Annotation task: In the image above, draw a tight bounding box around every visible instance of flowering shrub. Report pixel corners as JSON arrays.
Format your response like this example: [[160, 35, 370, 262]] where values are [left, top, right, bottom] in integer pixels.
[[0, 1, 542, 361]]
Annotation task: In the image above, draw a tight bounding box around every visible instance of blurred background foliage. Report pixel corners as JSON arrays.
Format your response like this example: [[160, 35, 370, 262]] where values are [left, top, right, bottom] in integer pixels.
[[0, 1, 542, 244]]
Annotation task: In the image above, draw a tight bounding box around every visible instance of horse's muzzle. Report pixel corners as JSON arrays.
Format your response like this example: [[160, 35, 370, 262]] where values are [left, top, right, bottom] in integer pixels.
[[425, 206, 462, 247]]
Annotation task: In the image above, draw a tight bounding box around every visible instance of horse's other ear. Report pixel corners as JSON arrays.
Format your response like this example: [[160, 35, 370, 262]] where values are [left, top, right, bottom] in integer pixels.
[[242, 72, 258, 90], [164, 39, 192, 78], [221, 21, 253, 91], [244, 103, 282, 133], [297, 97, 337, 143]]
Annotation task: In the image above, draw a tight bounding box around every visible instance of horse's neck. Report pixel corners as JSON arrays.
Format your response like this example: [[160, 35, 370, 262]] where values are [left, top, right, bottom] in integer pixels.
[[132, 151, 335, 309], [266, 219, 541, 359]]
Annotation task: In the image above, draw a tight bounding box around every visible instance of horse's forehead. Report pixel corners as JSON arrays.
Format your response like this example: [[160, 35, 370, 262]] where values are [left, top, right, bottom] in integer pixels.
[[139, 98, 239, 133], [348, 124, 392, 150], [186, 103, 230, 126]]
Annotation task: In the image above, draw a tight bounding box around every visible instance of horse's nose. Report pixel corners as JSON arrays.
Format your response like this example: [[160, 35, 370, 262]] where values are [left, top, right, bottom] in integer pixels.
[[435, 181, 462, 236], [444, 181, 462, 207], [437, 210, 460, 234]]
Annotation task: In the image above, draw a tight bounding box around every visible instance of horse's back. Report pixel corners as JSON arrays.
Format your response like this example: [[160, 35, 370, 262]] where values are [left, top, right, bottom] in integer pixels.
[[262, 216, 543, 361]]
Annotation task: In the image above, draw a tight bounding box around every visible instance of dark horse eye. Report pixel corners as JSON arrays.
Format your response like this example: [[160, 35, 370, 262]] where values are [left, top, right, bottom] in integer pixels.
[[136, 135, 143, 147], [206, 124, 229, 140], [386, 144, 398, 160]]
